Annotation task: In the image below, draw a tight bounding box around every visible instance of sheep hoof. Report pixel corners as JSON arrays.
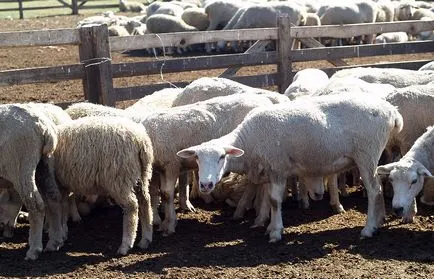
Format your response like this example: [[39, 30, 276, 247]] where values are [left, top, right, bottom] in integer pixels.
[[159, 220, 176, 236], [360, 226, 378, 239], [153, 214, 162, 227], [268, 230, 282, 243], [25, 247, 42, 261], [332, 204, 346, 214], [117, 244, 132, 256], [402, 215, 415, 224], [45, 240, 62, 252], [137, 239, 151, 250]]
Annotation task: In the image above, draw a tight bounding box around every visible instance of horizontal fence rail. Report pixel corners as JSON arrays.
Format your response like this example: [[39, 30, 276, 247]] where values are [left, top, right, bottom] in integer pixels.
[[0, 29, 79, 47]]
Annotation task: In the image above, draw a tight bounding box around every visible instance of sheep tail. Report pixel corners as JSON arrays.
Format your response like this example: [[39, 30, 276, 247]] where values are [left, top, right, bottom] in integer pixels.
[[393, 108, 404, 134], [41, 123, 58, 157]]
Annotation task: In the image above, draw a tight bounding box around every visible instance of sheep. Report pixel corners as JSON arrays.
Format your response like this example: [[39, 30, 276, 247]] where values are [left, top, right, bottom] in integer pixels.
[[177, 94, 403, 242], [204, 0, 246, 31], [284, 68, 329, 100], [394, 1, 417, 21], [108, 25, 131, 36], [377, 126, 434, 223], [0, 104, 65, 260], [146, 1, 185, 18], [65, 102, 137, 120], [125, 87, 184, 114], [384, 83, 434, 161], [304, 12, 321, 26], [181, 7, 210, 31], [139, 93, 276, 236], [119, 0, 146, 13], [319, 0, 378, 45], [330, 67, 434, 88], [52, 116, 154, 255], [172, 77, 289, 107], [314, 76, 396, 98], [420, 174, 434, 206], [411, 7, 434, 20], [76, 11, 118, 28], [374, 31, 409, 43], [418, 60, 434, 71], [376, 0, 395, 22]]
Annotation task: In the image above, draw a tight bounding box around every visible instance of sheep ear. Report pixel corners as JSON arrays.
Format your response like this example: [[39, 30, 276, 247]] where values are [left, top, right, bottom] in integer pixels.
[[376, 163, 396, 176], [177, 149, 197, 159], [417, 165, 433, 177], [223, 146, 244, 157]]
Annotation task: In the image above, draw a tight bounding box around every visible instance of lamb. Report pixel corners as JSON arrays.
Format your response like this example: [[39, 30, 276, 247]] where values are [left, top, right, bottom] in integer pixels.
[[418, 60, 434, 71], [377, 126, 434, 223], [125, 87, 184, 114], [52, 116, 154, 255], [181, 7, 210, 31], [330, 67, 434, 88], [119, 0, 146, 13], [177, 94, 403, 242], [374, 31, 409, 43], [284, 68, 329, 100], [139, 93, 276, 236], [0, 104, 64, 260], [172, 77, 289, 107]]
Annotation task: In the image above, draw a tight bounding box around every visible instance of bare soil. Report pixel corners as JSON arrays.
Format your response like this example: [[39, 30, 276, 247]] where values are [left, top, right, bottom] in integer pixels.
[[0, 15, 433, 279]]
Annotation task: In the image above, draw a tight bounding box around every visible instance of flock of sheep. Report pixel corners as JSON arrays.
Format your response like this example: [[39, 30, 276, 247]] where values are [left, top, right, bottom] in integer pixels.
[[76, 0, 434, 55], [1, 58, 434, 260]]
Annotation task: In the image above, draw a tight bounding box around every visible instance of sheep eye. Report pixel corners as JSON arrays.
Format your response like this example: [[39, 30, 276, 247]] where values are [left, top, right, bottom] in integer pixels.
[[411, 179, 418, 185]]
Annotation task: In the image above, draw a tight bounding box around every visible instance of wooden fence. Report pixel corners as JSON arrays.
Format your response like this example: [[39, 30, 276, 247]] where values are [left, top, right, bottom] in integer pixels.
[[0, 0, 118, 19], [0, 18, 434, 107]]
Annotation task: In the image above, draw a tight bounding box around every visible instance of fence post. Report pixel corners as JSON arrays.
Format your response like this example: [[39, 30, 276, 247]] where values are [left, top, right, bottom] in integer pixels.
[[18, 0, 24, 19], [78, 24, 115, 106], [71, 0, 78, 15], [277, 15, 292, 94]]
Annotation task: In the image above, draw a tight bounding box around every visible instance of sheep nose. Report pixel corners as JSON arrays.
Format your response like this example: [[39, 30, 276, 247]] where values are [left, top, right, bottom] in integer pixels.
[[314, 193, 323, 200], [200, 182, 214, 192], [393, 207, 404, 217]]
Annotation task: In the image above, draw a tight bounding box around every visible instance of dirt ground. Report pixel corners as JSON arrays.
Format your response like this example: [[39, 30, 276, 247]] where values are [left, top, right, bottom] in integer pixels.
[[0, 15, 434, 279]]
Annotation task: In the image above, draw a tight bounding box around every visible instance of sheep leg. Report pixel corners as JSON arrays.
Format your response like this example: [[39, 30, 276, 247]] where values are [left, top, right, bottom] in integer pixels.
[[251, 183, 271, 228], [233, 182, 256, 220], [266, 173, 286, 243], [337, 172, 349, 197], [298, 181, 310, 209], [135, 179, 153, 250], [150, 172, 162, 226], [178, 171, 196, 212], [327, 174, 345, 214], [68, 194, 81, 223], [115, 193, 139, 256], [358, 162, 385, 238], [288, 175, 299, 201], [0, 188, 22, 238], [158, 169, 178, 236]]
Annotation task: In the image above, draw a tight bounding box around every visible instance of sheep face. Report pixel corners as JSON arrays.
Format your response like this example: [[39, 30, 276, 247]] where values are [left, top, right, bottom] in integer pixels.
[[377, 159, 431, 221], [177, 144, 244, 194], [398, 4, 416, 20]]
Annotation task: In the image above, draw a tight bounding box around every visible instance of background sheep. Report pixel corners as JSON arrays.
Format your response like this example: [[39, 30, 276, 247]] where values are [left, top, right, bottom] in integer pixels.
[[53, 116, 154, 256], [181, 7, 210, 31], [119, 0, 146, 13], [284, 68, 329, 100], [178, 94, 403, 242], [418, 60, 434, 71], [374, 31, 409, 43]]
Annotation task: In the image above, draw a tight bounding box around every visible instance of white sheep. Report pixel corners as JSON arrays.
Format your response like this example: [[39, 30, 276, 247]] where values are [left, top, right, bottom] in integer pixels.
[[108, 25, 131, 36], [146, 13, 198, 33], [52, 116, 154, 255], [0, 104, 64, 260], [119, 0, 146, 13], [139, 93, 276, 236], [330, 67, 434, 88], [146, 1, 185, 18], [204, 0, 246, 31], [376, 0, 395, 22], [374, 31, 409, 43], [377, 126, 434, 223], [418, 60, 434, 71], [178, 94, 403, 242], [411, 7, 434, 19], [172, 77, 289, 107], [181, 7, 210, 31], [125, 87, 184, 114], [284, 68, 330, 100], [394, 1, 417, 21], [66, 102, 138, 120]]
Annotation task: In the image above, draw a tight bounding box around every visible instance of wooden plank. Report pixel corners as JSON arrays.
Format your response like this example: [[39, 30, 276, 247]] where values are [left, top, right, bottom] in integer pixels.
[[112, 51, 277, 77], [296, 37, 348, 67], [291, 40, 434, 62], [78, 0, 89, 7], [219, 40, 272, 78], [14, 5, 70, 10], [321, 60, 432, 76], [291, 20, 434, 38], [115, 73, 278, 101], [78, 24, 115, 106], [18, 0, 23, 19], [71, 0, 78, 14], [0, 29, 80, 48], [78, 4, 119, 9], [277, 15, 292, 94], [109, 28, 277, 51], [0, 64, 84, 86], [56, 0, 71, 8], [109, 20, 434, 51]]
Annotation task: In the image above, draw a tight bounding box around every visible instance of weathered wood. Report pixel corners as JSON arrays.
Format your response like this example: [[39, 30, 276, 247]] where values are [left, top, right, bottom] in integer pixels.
[[292, 41, 434, 62], [78, 24, 115, 106], [219, 40, 272, 78], [112, 51, 277, 78], [78, 4, 119, 9], [109, 29, 277, 51], [71, 0, 78, 14], [18, 0, 23, 19], [115, 73, 278, 101], [56, 0, 72, 8], [0, 29, 79, 48], [321, 60, 433, 76], [0, 64, 84, 86], [296, 37, 348, 67], [277, 15, 292, 94]]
